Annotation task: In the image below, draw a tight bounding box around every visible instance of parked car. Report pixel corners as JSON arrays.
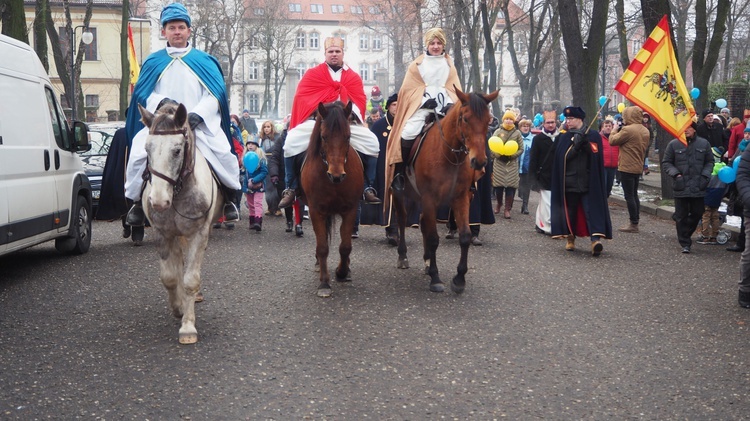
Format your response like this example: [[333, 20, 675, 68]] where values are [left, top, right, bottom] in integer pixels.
[[81, 122, 125, 214]]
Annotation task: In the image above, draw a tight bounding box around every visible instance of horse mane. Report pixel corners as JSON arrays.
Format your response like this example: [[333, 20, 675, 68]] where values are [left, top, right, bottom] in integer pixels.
[[309, 101, 349, 157], [466, 92, 490, 117]]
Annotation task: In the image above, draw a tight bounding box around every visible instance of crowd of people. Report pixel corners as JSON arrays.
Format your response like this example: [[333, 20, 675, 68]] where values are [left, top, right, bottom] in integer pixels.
[[97, 2, 750, 308]]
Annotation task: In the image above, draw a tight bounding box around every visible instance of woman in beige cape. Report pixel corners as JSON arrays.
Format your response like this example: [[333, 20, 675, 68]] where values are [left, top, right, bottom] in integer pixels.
[[385, 28, 462, 194]]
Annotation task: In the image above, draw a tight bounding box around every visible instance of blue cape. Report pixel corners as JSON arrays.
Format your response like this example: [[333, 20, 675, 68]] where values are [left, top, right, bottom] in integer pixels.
[[126, 48, 231, 149]]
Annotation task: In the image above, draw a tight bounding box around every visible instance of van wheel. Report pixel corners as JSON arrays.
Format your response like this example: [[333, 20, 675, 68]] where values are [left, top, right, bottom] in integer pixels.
[[55, 195, 92, 255]]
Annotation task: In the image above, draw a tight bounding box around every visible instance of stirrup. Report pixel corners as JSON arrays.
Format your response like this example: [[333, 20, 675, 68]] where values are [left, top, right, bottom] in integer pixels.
[[125, 203, 145, 227], [224, 202, 239, 221]]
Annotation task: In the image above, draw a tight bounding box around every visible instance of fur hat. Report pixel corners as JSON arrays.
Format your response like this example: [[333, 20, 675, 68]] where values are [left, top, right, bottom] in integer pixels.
[[502, 110, 517, 121], [386, 92, 398, 109], [563, 106, 586, 120]]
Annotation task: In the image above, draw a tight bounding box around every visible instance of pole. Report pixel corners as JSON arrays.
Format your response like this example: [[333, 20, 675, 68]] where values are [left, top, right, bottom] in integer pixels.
[[70, 27, 76, 121]]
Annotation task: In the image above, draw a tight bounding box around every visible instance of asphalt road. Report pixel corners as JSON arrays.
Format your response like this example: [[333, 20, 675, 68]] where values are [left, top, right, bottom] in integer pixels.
[[1, 194, 748, 419]]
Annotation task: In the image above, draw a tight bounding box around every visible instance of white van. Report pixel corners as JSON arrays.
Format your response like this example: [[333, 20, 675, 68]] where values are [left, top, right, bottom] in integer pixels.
[[0, 34, 93, 256]]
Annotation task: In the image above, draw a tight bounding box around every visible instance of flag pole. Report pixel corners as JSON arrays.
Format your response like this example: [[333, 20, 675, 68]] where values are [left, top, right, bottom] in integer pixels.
[[584, 88, 617, 134]]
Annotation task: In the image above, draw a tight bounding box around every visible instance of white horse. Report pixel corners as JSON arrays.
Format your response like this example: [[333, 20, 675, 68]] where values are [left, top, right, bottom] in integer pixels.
[[138, 103, 223, 344]]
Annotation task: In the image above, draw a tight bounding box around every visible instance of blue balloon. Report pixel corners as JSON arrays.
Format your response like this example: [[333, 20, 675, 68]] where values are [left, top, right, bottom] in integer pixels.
[[243, 151, 259, 171], [733, 155, 741, 170], [690, 87, 700, 100], [716, 98, 727, 109], [599, 96, 607, 107], [718, 166, 736, 184], [559, 113, 565, 123]]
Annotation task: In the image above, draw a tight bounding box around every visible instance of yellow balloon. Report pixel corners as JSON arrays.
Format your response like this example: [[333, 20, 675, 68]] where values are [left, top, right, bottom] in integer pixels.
[[617, 102, 625, 113], [488, 136, 504, 154], [504, 140, 519, 155]]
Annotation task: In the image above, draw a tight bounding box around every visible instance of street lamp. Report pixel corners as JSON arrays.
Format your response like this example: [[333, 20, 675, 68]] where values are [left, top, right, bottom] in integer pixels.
[[70, 25, 93, 121]]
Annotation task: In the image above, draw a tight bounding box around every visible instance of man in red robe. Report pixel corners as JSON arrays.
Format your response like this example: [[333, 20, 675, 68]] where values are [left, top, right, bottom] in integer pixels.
[[278, 36, 381, 208]]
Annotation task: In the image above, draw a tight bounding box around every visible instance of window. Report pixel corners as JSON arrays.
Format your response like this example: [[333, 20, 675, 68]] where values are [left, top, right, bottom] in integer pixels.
[[368, 6, 380, 14], [372, 35, 382, 50], [310, 4, 324, 13], [309, 32, 319, 49], [296, 32, 306, 49], [288, 3, 301, 12], [249, 62, 259, 80], [248, 93, 259, 114], [253, 8, 264, 15], [632, 39, 642, 54], [249, 35, 259, 49], [351, 5, 362, 14], [297, 62, 307, 78], [331, 4, 344, 13], [46, 87, 71, 150], [359, 33, 369, 50], [58, 27, 98, 61], [85, 94, 99, 107], [359, 63, 369, 81]]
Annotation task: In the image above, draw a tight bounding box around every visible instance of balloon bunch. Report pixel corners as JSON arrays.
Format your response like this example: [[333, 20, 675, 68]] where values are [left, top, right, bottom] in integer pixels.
[[488, 136, 519, 156], [714, 157, 741, 183], [533, 113, 543, 127]]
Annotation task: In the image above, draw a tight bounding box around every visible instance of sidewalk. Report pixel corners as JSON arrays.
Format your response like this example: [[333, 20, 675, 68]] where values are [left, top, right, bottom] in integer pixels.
[[608, 156, 741, 240]]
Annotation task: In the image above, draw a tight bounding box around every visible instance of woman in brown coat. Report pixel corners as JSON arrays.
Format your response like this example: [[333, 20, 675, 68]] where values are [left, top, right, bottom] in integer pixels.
[[491, 110, 524, 219]]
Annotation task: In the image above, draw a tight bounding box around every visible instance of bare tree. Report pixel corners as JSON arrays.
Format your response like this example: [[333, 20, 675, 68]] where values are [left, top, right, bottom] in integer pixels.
[[34, 0, 49, 71], [721, 0, 750, 81], [246, 0, 301, 118], [0, 0, 28, 42], [691, 0, 729, 110], [557, 0, 610, 118], [501, 0, 558, 117]]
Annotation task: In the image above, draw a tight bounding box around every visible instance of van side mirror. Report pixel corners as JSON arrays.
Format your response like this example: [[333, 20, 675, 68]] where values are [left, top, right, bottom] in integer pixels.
[[73, 121, 91, 153]]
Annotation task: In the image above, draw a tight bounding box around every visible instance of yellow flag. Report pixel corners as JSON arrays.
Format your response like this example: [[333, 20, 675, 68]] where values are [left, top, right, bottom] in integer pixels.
[[614, 16, 695, 145], [127, 23, 140, 85]]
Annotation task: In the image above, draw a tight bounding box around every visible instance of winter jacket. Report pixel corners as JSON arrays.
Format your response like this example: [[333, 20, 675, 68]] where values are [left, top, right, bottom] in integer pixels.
[[600, 133, 619, 169], [242, 158, 268, 194], [490, 125, 523, 188], [529, 129, 558, 190], [608, 106, 650, 175], [704, 173, 728, 208], [661, 135, 714, 198], [737, 145, 750, 209]]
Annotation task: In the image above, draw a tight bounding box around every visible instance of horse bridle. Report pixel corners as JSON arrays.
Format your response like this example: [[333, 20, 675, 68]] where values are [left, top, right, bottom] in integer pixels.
[[435, 107, 470, 166], [319, 135, 350, 169], [144, 127, 195, 194]]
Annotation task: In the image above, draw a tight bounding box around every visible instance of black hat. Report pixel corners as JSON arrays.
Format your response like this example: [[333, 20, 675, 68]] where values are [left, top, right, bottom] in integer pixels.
[[689, 121, 699, 131], [386, 92, 398, 109], [563, 106, 585, 120], [701, 109, 712, 119]]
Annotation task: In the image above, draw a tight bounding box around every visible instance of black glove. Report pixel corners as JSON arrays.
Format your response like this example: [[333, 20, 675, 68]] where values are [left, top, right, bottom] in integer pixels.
[[188, 112, 204, 131], [156, 97, 178, 111], [572, 133, 588, 151], [421, 98, 438, 110], [438, 104, 452, 115]]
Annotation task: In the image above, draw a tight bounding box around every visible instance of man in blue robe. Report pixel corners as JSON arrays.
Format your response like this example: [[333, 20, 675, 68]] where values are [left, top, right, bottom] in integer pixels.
[[124, 3, 240, 226]]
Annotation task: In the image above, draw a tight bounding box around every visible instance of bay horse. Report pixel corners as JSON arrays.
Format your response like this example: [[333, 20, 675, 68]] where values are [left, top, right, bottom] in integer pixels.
[[300, 101, 364, 297], [391, 88, 499, 293], [138, 103, 223, 344]]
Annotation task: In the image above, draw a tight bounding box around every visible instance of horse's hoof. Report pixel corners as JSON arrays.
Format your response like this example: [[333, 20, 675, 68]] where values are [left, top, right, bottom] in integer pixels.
[[430, 282, 445, 293], [194, 291, 204, 303], [451, 279, 466, 294], [317, 288, 333, 298], [336, 271, 352, 282], [179, 332, 198, 344], [397, 258, 409, 269]]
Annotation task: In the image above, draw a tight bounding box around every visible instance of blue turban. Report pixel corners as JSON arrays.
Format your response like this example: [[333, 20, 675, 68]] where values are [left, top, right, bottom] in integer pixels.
[[160, 3, 191, 27]]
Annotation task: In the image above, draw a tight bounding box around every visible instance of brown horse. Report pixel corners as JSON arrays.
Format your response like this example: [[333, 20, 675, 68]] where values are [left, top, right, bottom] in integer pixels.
[[391, 88, 499, 293], [300, 101, 364, 297]]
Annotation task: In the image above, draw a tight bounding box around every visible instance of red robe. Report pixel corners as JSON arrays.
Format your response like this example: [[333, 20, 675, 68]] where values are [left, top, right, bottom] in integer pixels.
[[290, 63, 367, 129]]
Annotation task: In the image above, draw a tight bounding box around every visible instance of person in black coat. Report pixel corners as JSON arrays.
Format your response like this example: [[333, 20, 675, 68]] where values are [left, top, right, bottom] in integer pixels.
[[528, 110, 559, 234], [734, 134, 750, 307], [661, 121, 714, 253], [696, 109, 726, 150], [267, 129, 295, 232], [550, 106, 612, 256]]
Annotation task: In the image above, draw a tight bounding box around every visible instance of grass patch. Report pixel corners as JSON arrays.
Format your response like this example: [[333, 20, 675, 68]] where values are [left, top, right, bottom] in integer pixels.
[[656, 199, 674, 207]]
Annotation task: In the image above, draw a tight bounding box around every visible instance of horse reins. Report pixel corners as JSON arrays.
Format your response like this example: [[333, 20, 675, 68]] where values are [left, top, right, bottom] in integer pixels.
[[434, 108, 469, 166], [143, 126, 214, 220]]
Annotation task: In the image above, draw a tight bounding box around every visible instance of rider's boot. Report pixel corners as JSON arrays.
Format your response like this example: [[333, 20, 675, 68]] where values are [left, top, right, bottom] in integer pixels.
[[278, 188, 296, 209], [221, 186, 240, 221], [361, 154, 381, 204], [126, 201, 146, 227]]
